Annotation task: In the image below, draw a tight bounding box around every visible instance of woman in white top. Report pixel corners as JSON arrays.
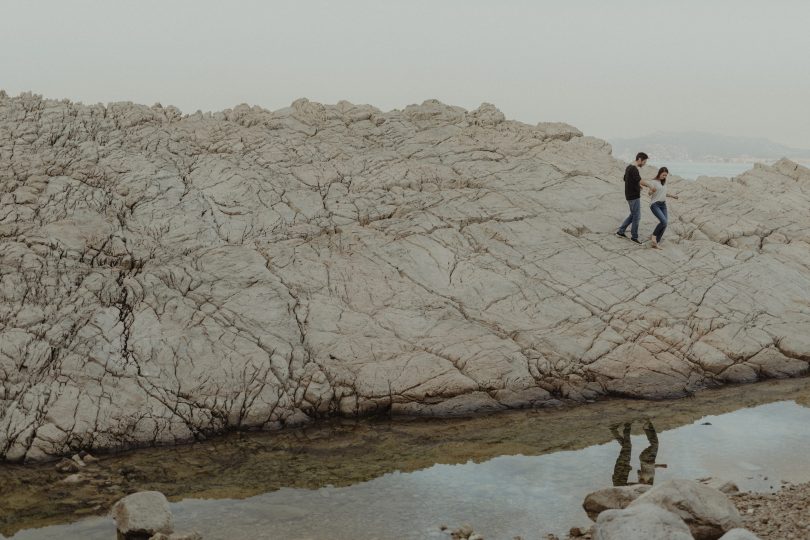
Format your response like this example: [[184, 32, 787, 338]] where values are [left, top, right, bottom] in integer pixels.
[[648, 167, 678, 249]]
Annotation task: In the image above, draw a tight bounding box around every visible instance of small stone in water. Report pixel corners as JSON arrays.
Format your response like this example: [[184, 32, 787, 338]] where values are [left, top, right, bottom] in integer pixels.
[[55, 458, 80, 473], [60, 473, 85, 484], [457, 524, 474, 536]]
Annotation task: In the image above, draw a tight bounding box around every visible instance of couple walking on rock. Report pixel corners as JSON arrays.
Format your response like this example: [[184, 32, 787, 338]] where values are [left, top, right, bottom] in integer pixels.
[[616, 152, 679, 248]]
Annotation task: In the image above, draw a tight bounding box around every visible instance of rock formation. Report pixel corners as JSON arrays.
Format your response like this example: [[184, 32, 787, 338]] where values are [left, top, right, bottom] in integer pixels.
[[111, 490, 174, 538], [585, 479, 757, 540], [593, 503, 694, 540], [629, 479, 743, 539], [583, 484, 652, 520], [1, 91, 809, 461]]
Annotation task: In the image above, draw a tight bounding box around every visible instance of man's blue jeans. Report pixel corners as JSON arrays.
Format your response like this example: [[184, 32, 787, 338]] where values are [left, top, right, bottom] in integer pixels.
[[650, 201, 668, 243], [618, 198, 641, 240]]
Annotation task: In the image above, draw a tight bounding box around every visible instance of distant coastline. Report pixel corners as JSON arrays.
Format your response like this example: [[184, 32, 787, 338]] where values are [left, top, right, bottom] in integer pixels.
[[648, 161, 760, 180], [611, 131, 810, 173], [637, 158, 810, 180]]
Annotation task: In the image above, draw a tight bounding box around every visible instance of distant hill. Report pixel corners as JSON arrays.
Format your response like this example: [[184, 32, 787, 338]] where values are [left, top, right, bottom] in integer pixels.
[[611, 131, 810, 162]]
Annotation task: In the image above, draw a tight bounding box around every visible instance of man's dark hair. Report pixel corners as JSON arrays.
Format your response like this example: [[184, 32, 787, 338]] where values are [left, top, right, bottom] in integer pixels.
[[636, 152, 649, 161]]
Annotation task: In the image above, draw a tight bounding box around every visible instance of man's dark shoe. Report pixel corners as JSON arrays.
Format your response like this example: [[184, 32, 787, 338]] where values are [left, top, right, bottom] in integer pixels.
[[630, 238, 642, 244], [616, 231, 627, 238]]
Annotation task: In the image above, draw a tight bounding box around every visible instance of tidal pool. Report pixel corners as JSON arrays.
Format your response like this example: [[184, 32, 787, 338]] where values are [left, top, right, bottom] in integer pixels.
[[3, 378, 810, 540]]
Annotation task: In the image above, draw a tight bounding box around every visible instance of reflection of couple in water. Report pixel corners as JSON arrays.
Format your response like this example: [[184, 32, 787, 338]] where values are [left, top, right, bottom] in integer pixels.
[[610, 419, 663, 486]]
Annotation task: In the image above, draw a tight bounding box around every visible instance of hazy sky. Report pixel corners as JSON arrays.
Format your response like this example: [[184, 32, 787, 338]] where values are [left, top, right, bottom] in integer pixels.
[[2, 0, 809, 147]]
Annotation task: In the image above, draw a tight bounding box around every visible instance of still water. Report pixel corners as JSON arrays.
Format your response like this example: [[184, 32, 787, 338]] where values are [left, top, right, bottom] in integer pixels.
[[3, 378, 810, 540]]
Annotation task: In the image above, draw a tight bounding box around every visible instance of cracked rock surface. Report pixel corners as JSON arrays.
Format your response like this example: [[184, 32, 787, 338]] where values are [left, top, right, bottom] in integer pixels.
[[1, 91, 809, 461]]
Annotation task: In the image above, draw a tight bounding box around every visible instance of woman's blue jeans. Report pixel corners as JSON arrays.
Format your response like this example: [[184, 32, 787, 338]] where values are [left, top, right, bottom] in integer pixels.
[[650, 201, 668, 243]]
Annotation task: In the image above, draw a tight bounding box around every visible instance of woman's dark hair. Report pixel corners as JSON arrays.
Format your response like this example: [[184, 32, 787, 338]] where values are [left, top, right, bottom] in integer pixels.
[[655, 166, 669, 184]]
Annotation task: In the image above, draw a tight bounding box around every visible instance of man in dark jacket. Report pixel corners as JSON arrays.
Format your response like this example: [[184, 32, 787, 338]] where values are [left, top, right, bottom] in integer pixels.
[[616, 152, 650, 243]]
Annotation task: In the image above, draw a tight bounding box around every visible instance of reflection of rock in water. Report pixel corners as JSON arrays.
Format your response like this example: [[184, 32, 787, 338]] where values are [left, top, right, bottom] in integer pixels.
[[611, 420, 659, 486]]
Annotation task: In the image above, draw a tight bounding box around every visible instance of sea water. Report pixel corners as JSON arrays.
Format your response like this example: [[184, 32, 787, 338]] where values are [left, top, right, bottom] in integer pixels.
[[655, 161, 762, 180], [4, 378, 810, 540]]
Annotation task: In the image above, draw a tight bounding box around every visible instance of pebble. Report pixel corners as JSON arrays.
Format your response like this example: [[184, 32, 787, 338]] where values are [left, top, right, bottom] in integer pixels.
[[60, 473, 85, 484], [55, 458, 80, 473]]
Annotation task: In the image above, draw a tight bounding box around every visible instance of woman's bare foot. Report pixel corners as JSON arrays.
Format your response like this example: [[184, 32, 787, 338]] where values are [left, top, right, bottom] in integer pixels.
[[650, 236, 660, 249]]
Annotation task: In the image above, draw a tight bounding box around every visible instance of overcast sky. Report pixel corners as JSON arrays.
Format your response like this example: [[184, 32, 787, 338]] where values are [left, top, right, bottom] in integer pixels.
[[2, 0, 809, 148]]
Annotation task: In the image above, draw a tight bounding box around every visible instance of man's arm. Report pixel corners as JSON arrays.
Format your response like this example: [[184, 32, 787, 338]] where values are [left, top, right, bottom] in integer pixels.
[[634, 168, 650, 188]]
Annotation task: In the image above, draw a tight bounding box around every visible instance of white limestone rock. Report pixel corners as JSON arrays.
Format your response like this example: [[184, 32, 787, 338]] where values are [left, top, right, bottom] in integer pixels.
[[698, 477, 740, 495], [1, 92, 809, 460], [718, 529, 761, 540], [630, 479, 743, 539], [594, 503, 693, 540], [111, 491, 174, 538], [583, 484, 652, 520]]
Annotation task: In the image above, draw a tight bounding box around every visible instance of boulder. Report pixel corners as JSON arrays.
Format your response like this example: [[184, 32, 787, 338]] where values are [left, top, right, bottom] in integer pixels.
[[698, 477, 740, 495], [55, 458, 80, 473], [59, 473, 86, 484], [630, 479, 742, 539], [583, 484, 652, 520], [111, 491, 174, 538], [149, 533, 202, 540], [594, 503, 693, 540], [718, 529, 761, 540]]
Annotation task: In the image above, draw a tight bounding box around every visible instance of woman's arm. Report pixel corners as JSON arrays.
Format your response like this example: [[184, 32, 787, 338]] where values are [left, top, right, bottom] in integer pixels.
[[669, 193, 679, 200]]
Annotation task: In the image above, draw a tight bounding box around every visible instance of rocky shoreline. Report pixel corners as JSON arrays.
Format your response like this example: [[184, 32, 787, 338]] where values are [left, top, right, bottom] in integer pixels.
[[732, 482, 810, 539], [2, 91, 810, 461], [4, 378, 809, 537], [24, 479, 805, 540], [445, 480, 810, 540]]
